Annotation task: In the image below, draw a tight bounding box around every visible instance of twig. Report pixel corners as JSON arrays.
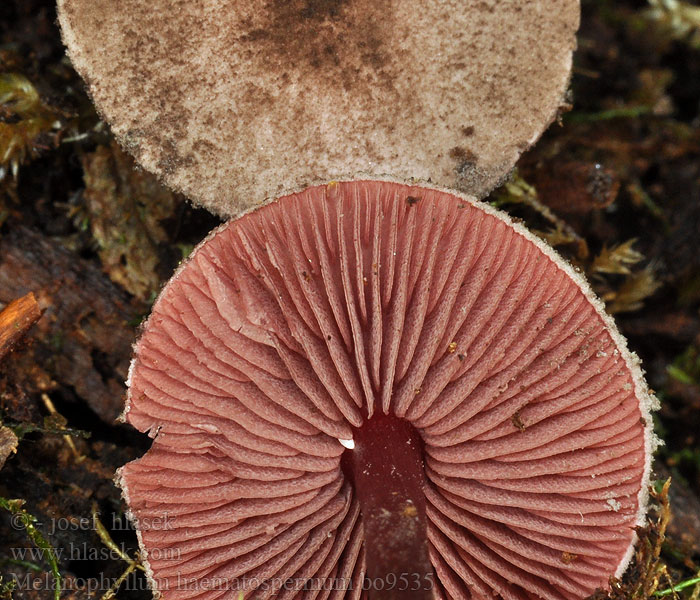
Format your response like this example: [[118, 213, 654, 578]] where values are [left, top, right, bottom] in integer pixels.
[[40, 393, 83, 462], [92, 503, 145, 600], [101, 560, 140, 600], [0, 292, 41, 361]]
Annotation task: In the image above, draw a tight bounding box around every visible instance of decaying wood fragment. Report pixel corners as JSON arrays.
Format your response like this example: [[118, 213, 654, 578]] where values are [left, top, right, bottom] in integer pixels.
[[0, 227, 142, 422], [0, 291, 41, 361]]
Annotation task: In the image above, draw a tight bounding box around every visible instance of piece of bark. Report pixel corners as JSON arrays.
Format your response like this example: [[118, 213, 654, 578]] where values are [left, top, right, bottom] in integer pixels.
[[0, 226, 142, 423], [0, 291, 41, 360]]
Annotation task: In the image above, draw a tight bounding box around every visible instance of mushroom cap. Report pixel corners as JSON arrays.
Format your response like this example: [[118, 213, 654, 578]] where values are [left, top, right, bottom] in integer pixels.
[[120, 180, 656, 599], [58, 0, 579, 218]]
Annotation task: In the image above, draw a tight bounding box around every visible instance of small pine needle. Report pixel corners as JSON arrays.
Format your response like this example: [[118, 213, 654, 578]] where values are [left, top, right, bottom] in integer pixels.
[[91, 502, 145, 571], [655, 575, 700, 597], [40, 393, 84, 462]]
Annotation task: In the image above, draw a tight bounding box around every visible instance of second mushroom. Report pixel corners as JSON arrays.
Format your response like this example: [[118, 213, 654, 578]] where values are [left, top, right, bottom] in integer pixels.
[[120, 180, 655, 600]]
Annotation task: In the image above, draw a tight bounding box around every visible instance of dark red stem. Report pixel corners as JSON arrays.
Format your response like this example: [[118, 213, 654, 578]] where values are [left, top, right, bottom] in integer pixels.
[[341, 413, 434, 599]]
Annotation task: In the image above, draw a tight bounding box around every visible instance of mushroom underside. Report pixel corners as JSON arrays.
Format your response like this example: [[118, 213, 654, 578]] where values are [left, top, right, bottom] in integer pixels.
[[120, 180, 654, 600]]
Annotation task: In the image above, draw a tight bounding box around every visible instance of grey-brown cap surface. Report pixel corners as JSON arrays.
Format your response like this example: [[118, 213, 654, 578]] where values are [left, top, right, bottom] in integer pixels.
[[58, 0, 579, 218], [120, 180, 656, 600]]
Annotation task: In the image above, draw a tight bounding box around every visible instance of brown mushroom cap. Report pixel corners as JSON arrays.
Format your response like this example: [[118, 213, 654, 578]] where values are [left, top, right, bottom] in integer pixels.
[[120, 180, 656, 599], [58, 0, 579, 218]]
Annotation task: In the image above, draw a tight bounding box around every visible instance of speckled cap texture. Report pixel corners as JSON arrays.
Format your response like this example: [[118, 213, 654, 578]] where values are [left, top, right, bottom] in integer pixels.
[[58, 0, 580, 218]]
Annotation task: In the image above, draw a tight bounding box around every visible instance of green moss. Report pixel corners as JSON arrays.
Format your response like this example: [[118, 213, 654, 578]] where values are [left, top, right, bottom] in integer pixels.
[[0, 498, 61, 600]]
